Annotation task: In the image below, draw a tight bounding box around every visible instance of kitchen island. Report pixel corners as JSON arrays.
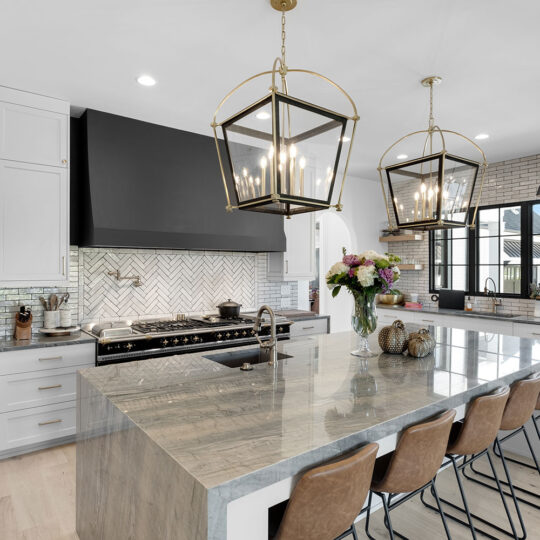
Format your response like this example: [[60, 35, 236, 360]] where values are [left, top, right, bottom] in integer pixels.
[[76, 327, 540, 540]]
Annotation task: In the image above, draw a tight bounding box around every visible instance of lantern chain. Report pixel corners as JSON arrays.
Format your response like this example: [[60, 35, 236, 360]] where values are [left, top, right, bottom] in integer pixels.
[[281, 6, 287, 68], [429, 80, 434, 129]]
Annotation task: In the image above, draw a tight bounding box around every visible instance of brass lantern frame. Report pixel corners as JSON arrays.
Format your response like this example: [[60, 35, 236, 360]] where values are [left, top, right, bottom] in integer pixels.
[[378, 77, 488, 231], [211, 5, 359, 217]]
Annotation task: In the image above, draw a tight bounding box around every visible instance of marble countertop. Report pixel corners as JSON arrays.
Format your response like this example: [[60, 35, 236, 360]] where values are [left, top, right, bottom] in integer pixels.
[[0, 332, 96, 352], [79, 326, 540, 497], [378, 303, 540, 325]]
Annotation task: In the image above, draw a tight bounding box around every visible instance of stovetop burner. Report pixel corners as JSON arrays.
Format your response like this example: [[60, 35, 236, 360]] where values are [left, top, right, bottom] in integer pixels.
[[130, 315, 255, 334]]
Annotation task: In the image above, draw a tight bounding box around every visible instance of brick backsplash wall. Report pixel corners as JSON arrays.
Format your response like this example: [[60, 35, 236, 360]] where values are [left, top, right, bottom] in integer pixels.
[[0, 248, 297, 338], [386, 153, 540, 316]]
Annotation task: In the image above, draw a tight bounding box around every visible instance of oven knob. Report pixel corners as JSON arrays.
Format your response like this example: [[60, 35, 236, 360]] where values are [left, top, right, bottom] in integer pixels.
[[216, 333, 222, 340], [161, 339, 169, 347], [183, 337, 189, 344], [278, 326, 283, 333], [192, 335, 200, 343], [172, 338, 179, 345], [234, 331, 239, 337], [251, 329, 256, 336], [225, 332, 231, 339], [242, 330, 247, 337], [125, 343, 134, 351], [107, 345, 113, 351]]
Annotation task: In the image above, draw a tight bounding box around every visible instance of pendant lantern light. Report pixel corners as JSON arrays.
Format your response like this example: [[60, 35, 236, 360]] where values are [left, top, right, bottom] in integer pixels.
[[378, 76, 488, 231], [211, 0, 359, 218]]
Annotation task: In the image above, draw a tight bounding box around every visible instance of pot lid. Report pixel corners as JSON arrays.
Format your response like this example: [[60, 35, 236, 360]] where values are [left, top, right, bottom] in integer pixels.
[[217, 298, 242, 308]]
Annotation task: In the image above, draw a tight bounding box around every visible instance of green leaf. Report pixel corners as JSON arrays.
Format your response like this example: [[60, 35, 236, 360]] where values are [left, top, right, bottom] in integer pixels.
[[332, 286, 341, 298]]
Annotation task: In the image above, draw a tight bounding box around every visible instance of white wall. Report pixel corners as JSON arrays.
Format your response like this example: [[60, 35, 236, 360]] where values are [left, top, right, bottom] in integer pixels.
[[318, 176, 387, 332]]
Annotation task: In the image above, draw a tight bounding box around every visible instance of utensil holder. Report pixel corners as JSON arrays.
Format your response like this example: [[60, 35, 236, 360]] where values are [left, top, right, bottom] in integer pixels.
[[14, 313, 32, 340], [60, 309, 72, 328], [44, 310, 60, 329]]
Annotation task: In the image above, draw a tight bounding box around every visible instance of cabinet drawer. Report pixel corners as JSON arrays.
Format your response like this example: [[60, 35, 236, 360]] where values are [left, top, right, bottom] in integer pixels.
[[0, 401, 76, 451], [0, 366, 79, 413], [0, 343, 95, 376], [290, 318, 328, 337]]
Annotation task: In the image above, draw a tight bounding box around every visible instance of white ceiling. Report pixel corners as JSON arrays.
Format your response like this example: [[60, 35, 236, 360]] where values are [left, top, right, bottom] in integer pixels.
[[2, 0, 539, 179]]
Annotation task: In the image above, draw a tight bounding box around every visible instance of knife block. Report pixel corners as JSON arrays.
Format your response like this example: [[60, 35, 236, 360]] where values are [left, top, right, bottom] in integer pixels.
[[14, 312, 32, 340]]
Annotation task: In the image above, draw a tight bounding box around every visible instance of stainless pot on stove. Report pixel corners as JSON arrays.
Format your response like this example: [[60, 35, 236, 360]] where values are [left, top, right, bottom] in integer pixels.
[[217, 299, 242, 319]]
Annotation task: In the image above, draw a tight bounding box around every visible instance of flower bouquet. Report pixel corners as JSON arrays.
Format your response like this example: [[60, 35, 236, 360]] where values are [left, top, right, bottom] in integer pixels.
[[326, 248, 401, 357]]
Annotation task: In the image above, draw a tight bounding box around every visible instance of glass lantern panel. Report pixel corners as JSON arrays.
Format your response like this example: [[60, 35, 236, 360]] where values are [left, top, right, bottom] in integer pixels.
[[387, 156, 441, 226], [275, 95, 346, 204], [222, 97, 275, 205], [441, 157, 479, 224]]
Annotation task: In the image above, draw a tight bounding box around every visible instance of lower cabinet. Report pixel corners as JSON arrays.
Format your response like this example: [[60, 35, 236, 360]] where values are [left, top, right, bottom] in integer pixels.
[[0, 342, 95, 457]]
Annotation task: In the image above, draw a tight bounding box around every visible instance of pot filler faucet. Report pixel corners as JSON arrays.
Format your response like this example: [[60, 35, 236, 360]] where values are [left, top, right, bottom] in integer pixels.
[[253, 305, 278, 367], [484, 277, 502, 313]]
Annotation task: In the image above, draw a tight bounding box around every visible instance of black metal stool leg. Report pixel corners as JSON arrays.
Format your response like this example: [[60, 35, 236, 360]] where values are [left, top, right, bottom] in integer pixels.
[[365, 490, 376, 540], [492, 426, 540, 472], [430, 478, 452, 540], [485, 450, 520, 540], [533, 414, 539, 440], [380, 493, 396, 540], [449, 455, 478, 539], [522, 425, 540, 472], [494, 437, 528, 540]]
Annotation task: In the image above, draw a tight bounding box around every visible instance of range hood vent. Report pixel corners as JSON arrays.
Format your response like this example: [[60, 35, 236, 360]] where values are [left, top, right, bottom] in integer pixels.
[[73, 109, 285, 252]]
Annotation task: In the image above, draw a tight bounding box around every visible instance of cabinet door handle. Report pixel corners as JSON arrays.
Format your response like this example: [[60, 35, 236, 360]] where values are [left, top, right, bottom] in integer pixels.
[[38, 384, 63, 390], [38, 356, 63, 362], [62, 256, 66, 276], [422, 319, 435, 323], [285, 260, 289, 273], [531, 332, 540, 336], [62, 159, 67, 164], [302, 326, 315, 330], [38, 419, 62, 426]]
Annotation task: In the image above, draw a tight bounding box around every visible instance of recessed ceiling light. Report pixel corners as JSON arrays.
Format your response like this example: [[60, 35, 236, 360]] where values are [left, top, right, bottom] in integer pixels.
[[396, 154, 408, 160], [136, 74, 157, 87], [475, 133, 489, 140], [256, 111, 271, 120]]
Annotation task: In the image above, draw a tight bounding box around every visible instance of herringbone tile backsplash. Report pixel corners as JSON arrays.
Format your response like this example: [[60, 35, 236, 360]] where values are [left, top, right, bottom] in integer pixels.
[[80, 248, 259, 322], [0, 247, 297, 336]]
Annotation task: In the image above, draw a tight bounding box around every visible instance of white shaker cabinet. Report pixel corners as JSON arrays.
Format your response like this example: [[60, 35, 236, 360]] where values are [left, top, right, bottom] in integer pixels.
[[268, 213, 315, 281], [0, 86, 69, 286]]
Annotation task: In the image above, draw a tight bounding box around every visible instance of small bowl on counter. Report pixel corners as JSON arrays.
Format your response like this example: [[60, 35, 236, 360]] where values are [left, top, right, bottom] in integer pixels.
[[377, 294, 404, 305]]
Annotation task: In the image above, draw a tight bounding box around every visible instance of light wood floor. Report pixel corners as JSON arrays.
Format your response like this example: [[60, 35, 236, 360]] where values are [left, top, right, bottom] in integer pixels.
[[0, 443, 538, 539]]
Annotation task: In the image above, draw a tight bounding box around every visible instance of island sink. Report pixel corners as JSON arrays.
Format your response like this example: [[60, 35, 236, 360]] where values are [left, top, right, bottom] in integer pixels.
[[204, 348, 292, 368]]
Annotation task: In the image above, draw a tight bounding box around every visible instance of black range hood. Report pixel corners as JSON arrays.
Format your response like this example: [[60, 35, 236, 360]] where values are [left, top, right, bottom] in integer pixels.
[[72, 109, 285, 252]]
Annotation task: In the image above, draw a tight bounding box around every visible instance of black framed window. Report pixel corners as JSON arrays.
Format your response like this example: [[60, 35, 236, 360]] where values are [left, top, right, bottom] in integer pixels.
[[429, 200, 539, 298]]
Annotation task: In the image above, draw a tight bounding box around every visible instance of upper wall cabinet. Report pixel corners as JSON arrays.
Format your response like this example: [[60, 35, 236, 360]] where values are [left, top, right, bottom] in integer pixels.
[[0, 87, 69, 286], [268, 213, 316, 281]]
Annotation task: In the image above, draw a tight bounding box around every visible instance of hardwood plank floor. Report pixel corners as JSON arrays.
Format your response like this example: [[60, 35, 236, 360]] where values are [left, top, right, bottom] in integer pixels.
[[0, 443, 538, 539]]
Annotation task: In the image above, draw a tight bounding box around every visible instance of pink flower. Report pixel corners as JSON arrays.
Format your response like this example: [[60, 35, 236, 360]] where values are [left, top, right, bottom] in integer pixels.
[[363, 259, 375, 266], [343, 254, 361, 267]]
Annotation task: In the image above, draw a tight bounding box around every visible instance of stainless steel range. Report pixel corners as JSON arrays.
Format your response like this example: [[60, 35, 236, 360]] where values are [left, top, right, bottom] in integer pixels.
[[89, 314, 292, 365]]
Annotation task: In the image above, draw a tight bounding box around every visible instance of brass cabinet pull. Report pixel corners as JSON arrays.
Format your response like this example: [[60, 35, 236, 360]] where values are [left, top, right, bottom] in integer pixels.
[[38, 356, 62, 362], [62, 159, 67, 164], [38, 419, 62, 426], [38, 384, 62, 390], [302, 326, 315, 330]]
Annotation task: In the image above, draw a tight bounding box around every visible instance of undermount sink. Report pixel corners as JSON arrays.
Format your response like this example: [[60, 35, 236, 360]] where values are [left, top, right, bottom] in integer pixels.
[[204, 348, 293, 369], [464, 311, 518, 319]]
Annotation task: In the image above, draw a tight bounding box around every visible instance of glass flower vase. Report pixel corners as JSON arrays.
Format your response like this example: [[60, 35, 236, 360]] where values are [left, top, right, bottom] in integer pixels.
[[351, 292, 378, 357]]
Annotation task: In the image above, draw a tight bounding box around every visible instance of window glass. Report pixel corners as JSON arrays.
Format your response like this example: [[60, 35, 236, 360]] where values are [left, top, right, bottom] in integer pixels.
[[479, 237, 499, 264], [501, 206, 520, 235], [532, 204, 540, 234], [479, 265, 499, 292], [478, 208, 499, 237]]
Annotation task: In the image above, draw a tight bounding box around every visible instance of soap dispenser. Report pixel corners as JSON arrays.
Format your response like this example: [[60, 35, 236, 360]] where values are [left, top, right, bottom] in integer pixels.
[[465, 296, 473, 312]]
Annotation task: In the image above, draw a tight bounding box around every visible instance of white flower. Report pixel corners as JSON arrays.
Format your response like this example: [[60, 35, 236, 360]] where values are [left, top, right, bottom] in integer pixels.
[[359, 250, 386, 261], [356, 265, 376, 287], [327, 261, 349, 277], [393, 265, 401, 276]]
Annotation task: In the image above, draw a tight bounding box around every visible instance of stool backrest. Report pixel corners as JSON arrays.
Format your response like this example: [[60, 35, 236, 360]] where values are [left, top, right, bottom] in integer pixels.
[[276, 442, 379, 540], [447, 386, 510, 456], [371, 410, 455, 494], [500, 371, 540, 431]]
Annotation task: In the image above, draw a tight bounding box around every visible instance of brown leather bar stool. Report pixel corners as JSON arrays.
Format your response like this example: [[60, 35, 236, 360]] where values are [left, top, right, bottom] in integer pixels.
[[464, 371, 540, 518], [421, 386, 516, 540], [273, 442, 379, 540], [364, 409, 456, 540]]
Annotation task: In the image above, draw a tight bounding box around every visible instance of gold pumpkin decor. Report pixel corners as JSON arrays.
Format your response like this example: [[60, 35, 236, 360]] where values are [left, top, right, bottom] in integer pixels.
[[407, 328, 436, 358], [378, 320, 408, 354]]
